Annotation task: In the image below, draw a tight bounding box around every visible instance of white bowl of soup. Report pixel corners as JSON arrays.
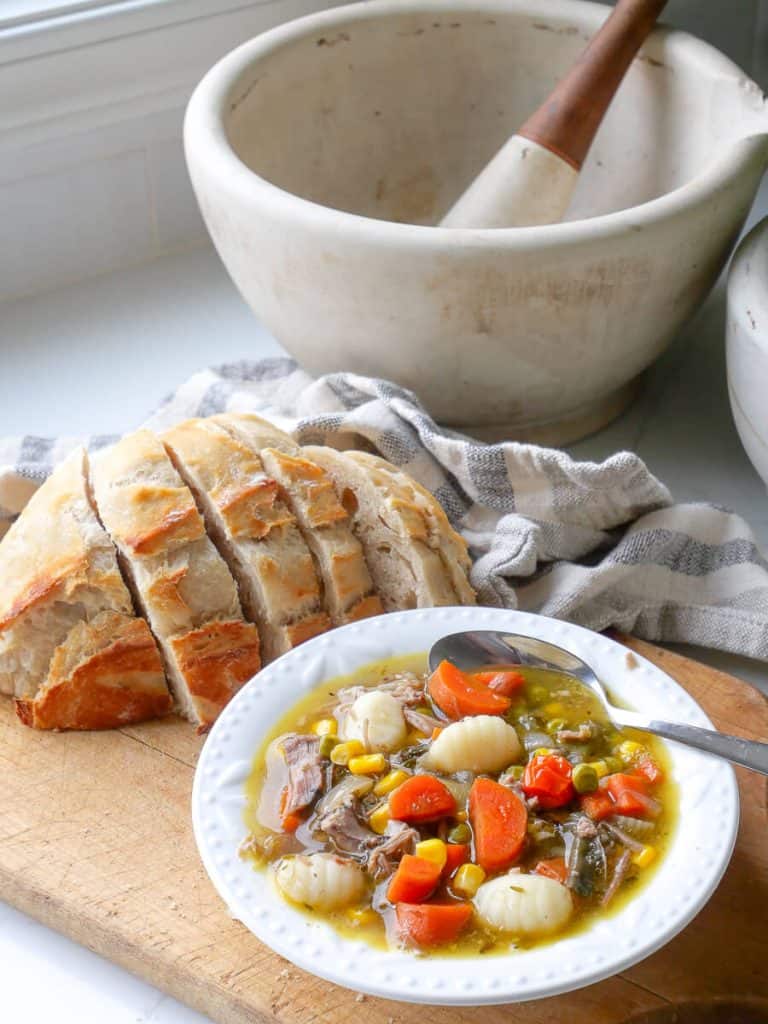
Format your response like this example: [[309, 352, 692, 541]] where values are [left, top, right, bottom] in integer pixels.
[[192, 607, 738, 1004]]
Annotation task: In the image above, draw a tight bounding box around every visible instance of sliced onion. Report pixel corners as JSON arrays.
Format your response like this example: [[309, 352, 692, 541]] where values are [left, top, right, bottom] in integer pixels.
[[314, 774, 373, 817]]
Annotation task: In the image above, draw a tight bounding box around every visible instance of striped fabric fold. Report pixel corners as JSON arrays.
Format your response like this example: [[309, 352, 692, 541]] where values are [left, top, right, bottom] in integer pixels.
[[3, 358, 768, 660]]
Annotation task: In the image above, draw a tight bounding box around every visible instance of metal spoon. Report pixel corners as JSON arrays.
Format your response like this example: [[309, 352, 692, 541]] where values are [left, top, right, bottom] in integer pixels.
[[428, 629, 768, 776]]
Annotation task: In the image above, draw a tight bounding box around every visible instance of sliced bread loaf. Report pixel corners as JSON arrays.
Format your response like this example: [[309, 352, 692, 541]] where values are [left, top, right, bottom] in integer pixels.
[[346, 451, 475, 606], [0, 448, 171, 729], [302, 447, 475, 610], [214, 414, 383, 625], [162, 418, 330, 662], [89, 430, 261, 731]]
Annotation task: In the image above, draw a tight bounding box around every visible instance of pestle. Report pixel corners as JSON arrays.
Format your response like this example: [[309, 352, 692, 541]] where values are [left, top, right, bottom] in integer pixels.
[[440, 0, 668, 229]]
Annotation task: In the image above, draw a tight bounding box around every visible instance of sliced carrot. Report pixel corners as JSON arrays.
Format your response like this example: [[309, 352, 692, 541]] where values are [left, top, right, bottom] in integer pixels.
[[388, 774, 456, 824], [579, 790, 615, 821], [604, 772, 648, 797], [281, 811, 303, 833], [442, 842, 470, 878], [533, 856, 568, 884], [634, 755, 664, 786], [472, 669, 526, 698], [386, 854, 442, 904], [428, 660, 511, 720], [279, 788, 303, 832], [395, 901, 473, 947], [469, 777, 527, 873], [431, 726, 443, 741], [522, 754, 576, 810], [603, 773, 661, 819]]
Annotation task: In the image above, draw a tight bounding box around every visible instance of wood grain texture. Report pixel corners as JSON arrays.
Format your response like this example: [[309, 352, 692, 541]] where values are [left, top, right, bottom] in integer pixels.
[[0, 636, 765, 1024]]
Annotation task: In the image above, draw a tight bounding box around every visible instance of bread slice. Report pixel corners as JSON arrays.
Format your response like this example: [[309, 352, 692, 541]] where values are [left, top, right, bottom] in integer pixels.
[[302, 447, 475, 610], [346, 451, 476, 606], [0, 448, 171, 729], [162, 417, 331, 663], [89, 430, 261, 731], [15, 611, 172, 730], [213, 414, 383, 625]]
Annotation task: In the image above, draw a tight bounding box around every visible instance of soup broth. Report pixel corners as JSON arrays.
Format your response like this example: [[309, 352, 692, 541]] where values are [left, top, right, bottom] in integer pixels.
[[243, 653, 676, 956]]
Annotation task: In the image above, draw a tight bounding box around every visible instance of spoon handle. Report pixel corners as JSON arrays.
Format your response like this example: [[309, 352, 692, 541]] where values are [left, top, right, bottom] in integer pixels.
[[611, 707, 768, 775]]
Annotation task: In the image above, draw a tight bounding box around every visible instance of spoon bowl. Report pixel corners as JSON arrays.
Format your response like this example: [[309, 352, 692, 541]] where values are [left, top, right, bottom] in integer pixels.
[[429, 629, 768, 776]]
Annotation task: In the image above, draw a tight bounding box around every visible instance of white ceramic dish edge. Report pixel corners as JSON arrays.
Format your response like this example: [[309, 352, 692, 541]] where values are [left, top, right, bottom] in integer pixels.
[[192, 607, 739, 1006], [727, 215, 768, 489]]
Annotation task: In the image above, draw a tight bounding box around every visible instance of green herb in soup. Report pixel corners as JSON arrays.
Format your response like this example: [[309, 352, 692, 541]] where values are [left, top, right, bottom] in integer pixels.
[[242, 654, 675, 955]]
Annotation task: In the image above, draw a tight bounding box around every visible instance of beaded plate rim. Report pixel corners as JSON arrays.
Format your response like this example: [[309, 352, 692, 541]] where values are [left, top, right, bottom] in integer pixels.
[[192, 607, 739, 1006]]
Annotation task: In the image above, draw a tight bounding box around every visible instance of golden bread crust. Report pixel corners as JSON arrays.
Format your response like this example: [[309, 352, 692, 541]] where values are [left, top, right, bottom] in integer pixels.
[[90, 429, 257, 728], [0, 450, 132, 637], [0, 449, 164, 706], [91, 431, 206, 557], [169, 619, 261, 732], [15, 611, 171, 730], [345, 594, 385, 622], [346, 451, 476, 606], [162, 419, 329, 662], [163, 419, 294, 540], [283, 612, 333, 648]]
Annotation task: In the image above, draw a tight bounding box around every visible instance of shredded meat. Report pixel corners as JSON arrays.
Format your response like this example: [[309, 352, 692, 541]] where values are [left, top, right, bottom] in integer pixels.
[[385, 678, 425, 708], [367, 823, 418, 881], [575, 815, 598, 840], [601, 820, 643, 852], [316, 803, 381, 857], [555, 722, 600, 744], [280, 734, 323, 818], [403, 707, 442, 734], [498, 772, 525, 800], [602, 848, 632, 906], [336, 673, 425, 711]]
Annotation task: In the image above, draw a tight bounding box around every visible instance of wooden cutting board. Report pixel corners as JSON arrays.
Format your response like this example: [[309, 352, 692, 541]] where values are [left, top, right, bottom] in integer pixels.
[[1, 636, 766, 1024]]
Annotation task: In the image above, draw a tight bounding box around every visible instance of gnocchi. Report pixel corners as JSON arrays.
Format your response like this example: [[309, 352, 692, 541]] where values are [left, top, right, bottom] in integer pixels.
[[275, 852, 367, 911], [474, 871, 573, 936], [424, 714, 522, 773], [341, 690, 407, 752]]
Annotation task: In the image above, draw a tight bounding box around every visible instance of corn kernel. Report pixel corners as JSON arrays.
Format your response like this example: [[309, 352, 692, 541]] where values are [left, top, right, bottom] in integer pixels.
[[374, 769, 409, 796], [330, 740, 365, 766], [415, 838, 448, 871], [632, 845, 658, 869], [586, 760, 610, 779], [346, 906, 378, 926], [405, 729, 425, 745], [452, 863, 486, 898], [455, 810, 468, 822], [618, 740, 646, 764], [534, 747, 556, 758], [349, 753, 387, 775], [368, 803, 391, 835], [542, 702, 565, 716], [311, 718, 337, 737]]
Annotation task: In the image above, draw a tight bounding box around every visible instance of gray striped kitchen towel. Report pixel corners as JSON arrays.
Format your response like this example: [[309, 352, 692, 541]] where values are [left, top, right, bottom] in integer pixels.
[[3, 358, 768, 660]]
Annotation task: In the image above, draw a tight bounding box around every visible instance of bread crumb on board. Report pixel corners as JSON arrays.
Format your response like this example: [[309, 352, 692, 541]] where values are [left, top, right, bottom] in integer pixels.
[[625, 650, 639, 670], [355, 993, 366, 1003]]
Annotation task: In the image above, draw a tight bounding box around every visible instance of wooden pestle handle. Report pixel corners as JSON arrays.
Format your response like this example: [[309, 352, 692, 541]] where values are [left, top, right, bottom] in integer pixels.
[[518, 0, 668, 170]]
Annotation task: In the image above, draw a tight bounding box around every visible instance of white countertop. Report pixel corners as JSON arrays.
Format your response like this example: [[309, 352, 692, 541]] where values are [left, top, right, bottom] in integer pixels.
[[2, 181, 768, 1022]]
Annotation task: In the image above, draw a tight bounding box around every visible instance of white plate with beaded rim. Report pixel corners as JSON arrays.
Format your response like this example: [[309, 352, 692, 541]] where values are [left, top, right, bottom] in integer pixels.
[[191, 607, 739, 1005]]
